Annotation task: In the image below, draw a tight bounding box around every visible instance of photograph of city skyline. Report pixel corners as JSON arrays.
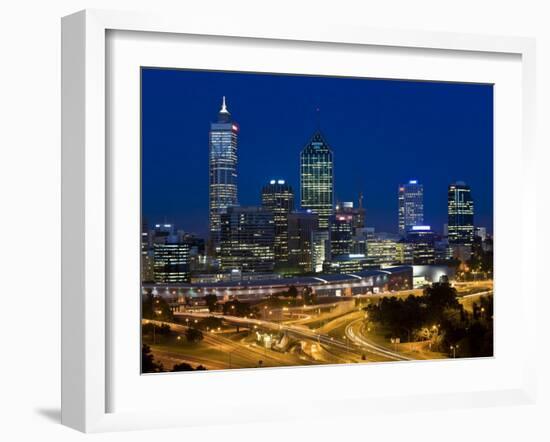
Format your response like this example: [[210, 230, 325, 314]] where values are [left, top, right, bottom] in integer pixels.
[[141, 68, 494, 373]]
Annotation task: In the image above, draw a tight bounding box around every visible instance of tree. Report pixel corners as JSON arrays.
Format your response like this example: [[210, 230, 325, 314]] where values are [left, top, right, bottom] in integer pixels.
[[185, 327, 204, 343], [424, 282, 460, 319], [142, 322, 171, 340], [142, 344, 163, 373], [287, 285, 298, 298], [172, 362, 208, 372], [365, 295, 426, 341], [142, 293, 174, 321], [204, 294, 218, 312], [302, 286, 317, 305], [196, 316, 223, 331], [172, 362, 194, 371], [223, 299, 256, 317]]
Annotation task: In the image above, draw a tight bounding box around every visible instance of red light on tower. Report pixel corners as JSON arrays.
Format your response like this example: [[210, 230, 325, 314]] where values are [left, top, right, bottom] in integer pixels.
[[232, 124, 239, 132]]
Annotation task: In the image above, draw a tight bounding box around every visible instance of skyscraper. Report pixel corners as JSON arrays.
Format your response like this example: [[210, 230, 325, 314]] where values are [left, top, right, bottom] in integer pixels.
[[209, 96, 239, 252], [150, 224, 191, 283], [261, 179, 294, 265], [336, 201, 365, 233], [153, 241, 191, 283], [300, 131, 334, 229], [140, 219, 154, 282], [219, 207, 275, 273], [311, 230, 330, 273], [398, 180, 424, 235], [405, 225, 436, 265], [287, 210, 319, 273], [448, 181, 474, 246], [329, 213, 353, 258]]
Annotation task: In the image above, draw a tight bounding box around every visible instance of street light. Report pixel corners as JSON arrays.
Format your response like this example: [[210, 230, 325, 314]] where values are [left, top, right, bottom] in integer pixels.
[[450, 344, 460, 358]]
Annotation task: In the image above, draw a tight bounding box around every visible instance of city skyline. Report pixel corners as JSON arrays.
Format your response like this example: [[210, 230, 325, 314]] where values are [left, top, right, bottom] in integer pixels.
[[141, 68, 494, 373], [142, 68, 493, 237]]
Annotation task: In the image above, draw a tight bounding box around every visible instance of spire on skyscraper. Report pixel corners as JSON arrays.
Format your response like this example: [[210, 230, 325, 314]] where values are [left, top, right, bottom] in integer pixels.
[[220, 96, 229, 114]]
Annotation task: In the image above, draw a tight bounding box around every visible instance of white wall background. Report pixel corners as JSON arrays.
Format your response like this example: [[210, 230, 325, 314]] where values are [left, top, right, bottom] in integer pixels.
[[0, 1, 548, 440]]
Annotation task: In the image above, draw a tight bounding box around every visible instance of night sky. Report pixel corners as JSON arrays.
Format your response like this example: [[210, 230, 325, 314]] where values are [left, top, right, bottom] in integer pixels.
[[142, 68, 493, 237]]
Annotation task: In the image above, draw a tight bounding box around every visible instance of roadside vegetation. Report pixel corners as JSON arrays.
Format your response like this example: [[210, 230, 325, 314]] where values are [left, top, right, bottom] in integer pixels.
[[364, 282, 493, 358]]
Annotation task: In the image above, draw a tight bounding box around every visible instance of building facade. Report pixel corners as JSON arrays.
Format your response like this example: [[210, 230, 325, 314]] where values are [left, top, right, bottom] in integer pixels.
[[219, 206, 275, 273], [146, 223, 192, 283], [153, 241, 191, 283], [300, 131, 334, 229], [140, 219, 155, 282], [312, 230, 330, 273], [261, 179, 294, 265], [287, 210, 319, 273], [366, 240, 401, 266], [406, 225, 436, 265], [209, 96, 239, 252], [448, 181, 474, 246], [329, 213, 354, 257], [336, 201, 365, 232], [398, 180, 424, 235]]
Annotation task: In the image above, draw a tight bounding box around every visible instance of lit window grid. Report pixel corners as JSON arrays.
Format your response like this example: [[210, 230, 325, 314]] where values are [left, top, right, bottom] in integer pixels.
[[300, 146, 334, 229], [448, 186, 474, 245], [209, 125, 238, 243], [398, 183, 424, 234]]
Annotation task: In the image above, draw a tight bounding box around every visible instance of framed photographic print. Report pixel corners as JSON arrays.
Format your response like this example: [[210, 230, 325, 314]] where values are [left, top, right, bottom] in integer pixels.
[[61, 9, 537, 432]]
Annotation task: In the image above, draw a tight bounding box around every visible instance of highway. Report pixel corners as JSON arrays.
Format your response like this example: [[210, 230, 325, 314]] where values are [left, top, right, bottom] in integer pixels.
[[146, 319, 315, 369], [150, 280, 493, 369], [175, 311, 407, 362], [344, 319, 411, 361]]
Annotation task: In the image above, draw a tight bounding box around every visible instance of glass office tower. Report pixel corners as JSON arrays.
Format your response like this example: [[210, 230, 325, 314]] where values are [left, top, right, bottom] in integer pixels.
[[398, 180, 424, 235], [448, 181, 475, 245], [287, 210, 319, 273], [261, 179, 295, 265], [209, 96, 239, 252], [219, 207, 275, 273], [300, 131, 334, 229]]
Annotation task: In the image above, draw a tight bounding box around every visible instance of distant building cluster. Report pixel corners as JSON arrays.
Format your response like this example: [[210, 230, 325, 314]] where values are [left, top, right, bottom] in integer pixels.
[[141, 97, 492, 284]]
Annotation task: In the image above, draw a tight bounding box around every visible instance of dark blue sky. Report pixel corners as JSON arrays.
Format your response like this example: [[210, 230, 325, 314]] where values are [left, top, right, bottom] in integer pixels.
[[142, 68, 493, 237]]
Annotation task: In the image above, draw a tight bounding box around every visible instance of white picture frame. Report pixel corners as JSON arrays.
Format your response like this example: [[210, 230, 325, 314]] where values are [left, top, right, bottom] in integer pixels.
[[61, 9, 537, 433]]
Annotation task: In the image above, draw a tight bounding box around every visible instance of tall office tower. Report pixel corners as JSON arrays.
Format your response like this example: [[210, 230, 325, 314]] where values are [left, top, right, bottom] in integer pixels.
[[141, 219, 154, 282], [209, 96, 239, 252], [398, 180, 424, 235], [300, 131, 334, 229], [287, 210, 319, 273], [312, 230, 330, 273], [329, 213, 353, 257], [406, 225, 436, 265], [219, 207, 275, 273], [336, 201, 365, 233], [150, 223, 191, 282], [153, 241, 191, 283], [448, 181, 475, 246], [261, 179, 295, 265]]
